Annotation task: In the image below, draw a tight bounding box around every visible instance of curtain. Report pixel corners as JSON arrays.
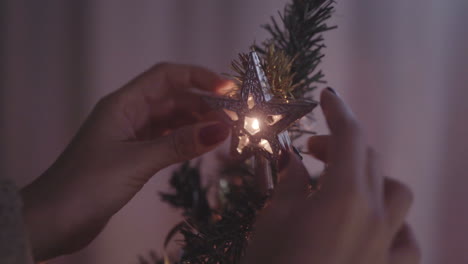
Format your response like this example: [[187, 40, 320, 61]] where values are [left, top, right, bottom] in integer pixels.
[[1, 1, 467, 263]]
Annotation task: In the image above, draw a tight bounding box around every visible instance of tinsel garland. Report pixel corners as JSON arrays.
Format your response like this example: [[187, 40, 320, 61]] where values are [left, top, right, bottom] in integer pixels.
[[139, 1, 335, 263]]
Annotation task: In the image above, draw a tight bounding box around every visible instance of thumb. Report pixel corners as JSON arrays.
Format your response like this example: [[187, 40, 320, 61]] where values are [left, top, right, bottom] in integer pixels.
[[144, 122, 230, 172]]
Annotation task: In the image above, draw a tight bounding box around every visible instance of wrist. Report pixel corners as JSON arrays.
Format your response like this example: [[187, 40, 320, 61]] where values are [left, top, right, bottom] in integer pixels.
[[21, 169, 72, 260], [21, 167, 111, 261]]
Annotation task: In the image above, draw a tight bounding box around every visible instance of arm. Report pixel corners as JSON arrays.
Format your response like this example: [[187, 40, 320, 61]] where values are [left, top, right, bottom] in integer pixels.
[[21, 63, 231, 261]]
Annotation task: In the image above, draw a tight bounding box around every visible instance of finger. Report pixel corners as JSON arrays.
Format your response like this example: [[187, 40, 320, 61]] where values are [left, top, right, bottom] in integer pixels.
[[308, 136, 383, 200], [320, 88, 366, 189], [124, 63, 231, 95], [142, 121, 230, 173], [274, 149, 311, 201], [111, 63, 233, 127], [367, 148, 384, 203], [385, 178, 414, 234], [308, 134, 382, 192], [156, 110, 223, 132], [307, 135, 330, 163], [389, 223, 421, 264], [321, 88, 361, 137]]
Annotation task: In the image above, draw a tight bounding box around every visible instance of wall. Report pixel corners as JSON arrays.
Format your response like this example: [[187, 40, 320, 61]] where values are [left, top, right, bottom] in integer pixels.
[[1, 1, 467, 263]]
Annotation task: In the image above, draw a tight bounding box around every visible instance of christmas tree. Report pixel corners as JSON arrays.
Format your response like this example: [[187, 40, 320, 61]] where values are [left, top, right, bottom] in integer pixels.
[[139, 1, 335, 263]]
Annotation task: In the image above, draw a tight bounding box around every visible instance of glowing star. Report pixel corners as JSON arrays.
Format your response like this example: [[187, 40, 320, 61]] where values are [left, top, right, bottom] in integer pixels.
[[192, 51, 317, 165], [244, 117, 261, 135]]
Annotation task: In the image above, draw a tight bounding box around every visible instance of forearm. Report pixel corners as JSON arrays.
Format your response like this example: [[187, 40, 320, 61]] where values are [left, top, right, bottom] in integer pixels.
[[21, 168, 108, 261]]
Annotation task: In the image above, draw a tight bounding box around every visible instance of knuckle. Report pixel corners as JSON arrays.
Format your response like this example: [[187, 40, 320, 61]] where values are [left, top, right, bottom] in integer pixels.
[[93, 95, 115, 117], [96, 92, 125, 111], [340, 189, 386, 225], [96, 94, 112, 108], [340, 188, 372, 216], [152, 61, 173, 71]]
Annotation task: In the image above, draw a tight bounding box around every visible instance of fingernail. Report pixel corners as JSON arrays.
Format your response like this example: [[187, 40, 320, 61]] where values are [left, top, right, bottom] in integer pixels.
[[199, 123, 230, 146], [278, 150, 290, 172], [326, 87, 338, 96]]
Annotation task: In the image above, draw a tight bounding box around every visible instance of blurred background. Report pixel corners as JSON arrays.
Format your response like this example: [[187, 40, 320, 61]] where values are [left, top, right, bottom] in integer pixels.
[[1, 0, 467, 263]]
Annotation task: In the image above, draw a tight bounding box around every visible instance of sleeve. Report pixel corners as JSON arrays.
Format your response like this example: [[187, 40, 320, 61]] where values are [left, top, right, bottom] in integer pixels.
[[0, 177, 33, 264]]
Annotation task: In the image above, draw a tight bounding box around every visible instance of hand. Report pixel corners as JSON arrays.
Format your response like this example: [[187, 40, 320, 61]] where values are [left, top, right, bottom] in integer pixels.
[[21, 63, 231, 261], [242, 88, 420, 264]]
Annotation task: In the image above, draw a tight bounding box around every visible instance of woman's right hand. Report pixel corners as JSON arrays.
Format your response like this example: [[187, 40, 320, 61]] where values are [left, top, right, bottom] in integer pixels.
[[242, 88, 420, 264]]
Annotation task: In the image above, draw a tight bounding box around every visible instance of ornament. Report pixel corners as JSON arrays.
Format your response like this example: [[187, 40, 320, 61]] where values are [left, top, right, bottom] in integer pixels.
[[193, 51, 317, 188]]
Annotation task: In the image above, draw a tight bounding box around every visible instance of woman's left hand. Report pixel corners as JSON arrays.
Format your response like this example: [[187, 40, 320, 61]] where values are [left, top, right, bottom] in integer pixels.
[[21, 63, 231, 261]]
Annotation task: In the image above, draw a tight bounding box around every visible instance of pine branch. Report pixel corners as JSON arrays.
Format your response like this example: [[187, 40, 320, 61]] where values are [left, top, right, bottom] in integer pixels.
[[148, 162, 266, 264], [159, 162, 211, 223], [143, 1, 336, 263], [256, 0, 336, 99]]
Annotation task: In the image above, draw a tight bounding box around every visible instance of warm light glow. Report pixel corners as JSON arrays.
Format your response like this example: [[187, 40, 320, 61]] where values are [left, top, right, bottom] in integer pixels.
[[244, 116, 261, 135], [247, 93, 255, 109], [266, 114, 283, 125], [259, 139, 273, 154], [237, 134, 250, 153], [252, 119, 260, 130]]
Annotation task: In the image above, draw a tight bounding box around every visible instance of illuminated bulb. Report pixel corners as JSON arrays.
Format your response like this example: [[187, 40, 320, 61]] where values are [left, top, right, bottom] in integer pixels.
[[219, 179, 229, 190], [244, 116, 261, 135], [252, 118, 259, 130]]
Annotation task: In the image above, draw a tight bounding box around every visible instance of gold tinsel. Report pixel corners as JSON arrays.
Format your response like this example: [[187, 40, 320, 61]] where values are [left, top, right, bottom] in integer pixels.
[[261, 44, 297, 99], [229, 45, 296, 99]]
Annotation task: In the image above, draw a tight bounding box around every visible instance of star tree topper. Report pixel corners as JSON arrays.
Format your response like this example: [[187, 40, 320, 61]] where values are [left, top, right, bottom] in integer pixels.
[[195, 51, 317, 165]]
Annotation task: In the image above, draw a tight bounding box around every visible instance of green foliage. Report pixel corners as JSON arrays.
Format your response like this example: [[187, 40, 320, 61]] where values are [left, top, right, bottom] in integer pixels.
[[141, 1, 335, 263], [140, 162, 265, 264], [256, 0, 336, 99]]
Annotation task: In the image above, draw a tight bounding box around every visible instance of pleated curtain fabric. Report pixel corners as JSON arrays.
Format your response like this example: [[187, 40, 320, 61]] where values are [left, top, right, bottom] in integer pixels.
[[1, 1, 467, 263]]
